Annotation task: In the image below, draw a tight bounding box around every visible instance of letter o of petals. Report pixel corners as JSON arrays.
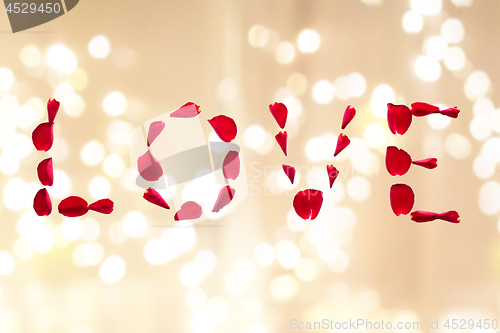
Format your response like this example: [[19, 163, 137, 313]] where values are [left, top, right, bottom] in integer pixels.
[[58, 196, 89, 217], [390, 184, 414, 216], [293, 189, 324, 220]]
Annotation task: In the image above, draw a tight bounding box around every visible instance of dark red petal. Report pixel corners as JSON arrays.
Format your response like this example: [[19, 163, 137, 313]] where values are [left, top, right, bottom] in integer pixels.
[[411, 158, 438, 169], [410, 210, 438, 222], [58, 196, 89, 217], [341, 105, 356, 130], [37, 157, 53, 186], [88, 199, 114, 214], [32, 122, 54, 152], [411, 210, 461, 223], [212, 186, 236, 213], [137, 151, 163, 182], [147, 121, 165, 147], [143, 187, 170, 209], [437, 210, 461, 223], [387, 103, 412, 135], [47, 98, 60, 124], [222, 151, 240, 180], [208, 115, 237, 142], [282, 164, 296, 184], [390, 184, 414, 216], [385, 146, 412, 176], [269, 102, 288, 129], [170, 102, 201, 118], [334, 133, 350, 157], [410, 102, 439, 117], [275, 131, 288, 156], [293, 189, 324, 220], [174, 201, 203, 221], [327, 165, 339, 188], [439, 107, 460, 118], [34, 188, 52, 216]]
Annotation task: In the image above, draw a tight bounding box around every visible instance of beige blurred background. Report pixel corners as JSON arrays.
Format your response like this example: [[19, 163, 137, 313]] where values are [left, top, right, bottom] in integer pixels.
[[0, 0, 500, 332]]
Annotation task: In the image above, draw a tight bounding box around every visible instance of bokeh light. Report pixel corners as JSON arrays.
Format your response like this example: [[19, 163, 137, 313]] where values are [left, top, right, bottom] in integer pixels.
[[312, 80, 334, 104], [88, 35, 111, 58], [102, 91, 127, 116], [370, 84, 395, 118], [297, 29, 320, 53], [275, 42, 295, 64], [414, 55, 441, 82], [402, 11, 423, 33], [99, 255, 126, 284], [441, 19, 464, 44], [45, 44, 77, 74]]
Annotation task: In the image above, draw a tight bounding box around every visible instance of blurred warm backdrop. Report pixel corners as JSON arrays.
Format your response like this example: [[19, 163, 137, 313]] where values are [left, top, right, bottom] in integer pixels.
[[0, 0, 500, 332]]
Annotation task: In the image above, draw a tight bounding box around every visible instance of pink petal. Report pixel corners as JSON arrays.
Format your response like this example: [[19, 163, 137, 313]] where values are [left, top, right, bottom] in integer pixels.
[[170, 102, 201, 118], [34, 188, 52, 216], [208, 115, 237, 142], [387, 103, 412, 135], [47, 98, 60, 124], [212, 186, 236, 212], [385, 146, 412, 176], [137, 151, 163, 182], [32, 122, 54, 152], [37, 157, 53, 186], [275, 131, 288, 156], [341, 105, 356, 129], [147, 121, 165, 147], [58, 196, 89, 217], [88, 199, 114, 214], [327, 165, 339, 188], [293, 189, 323, 220], [269, 102, 288, 129], [174, 201, 203, 221], [282, 164, 296, 184], [410, 102, 439, 117], [411, 158, 438, 169], [222, 151, 240, 180], [390, 184, 414, 216], [143, 187, 170, 209], [334, 133, 350, 157]]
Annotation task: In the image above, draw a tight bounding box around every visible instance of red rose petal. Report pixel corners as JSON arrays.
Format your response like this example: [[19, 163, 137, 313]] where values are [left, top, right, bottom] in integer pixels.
[[439, 107, 460, 118], [137, 151, 163, 182], [411, 158, 438, 169], [334, 133, 350, 157], [390, 184, 414, 216], [47, 98, 60, 124], [212, 185, 236, 212], [410, 210, 460, 223], [293, 189, 323, 220], [437, 210, 461, 223], [208, 115, 237, 142], [222, 151, 240, 180], [58, 196, 89, 217], [34, 188, 52, 216], [410, 102, 439, 117], [341, 105, 356, 129], [147, 121, 165, 147], [410, 210, 438, 222], [269, 102, 288, 129], [282, 164, 296, 184], [174, 201, 203, 221], [170, 102, 201, 118], [143, 187, 170, 209], [88, 199, 114, 214], [327, 165, 339, 188], [37, 157, 53, 186], [275, 131, 288, 156], [385, 146, 412, 176], [387, 103, 412, 135], [32, 122, 54, 152]]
